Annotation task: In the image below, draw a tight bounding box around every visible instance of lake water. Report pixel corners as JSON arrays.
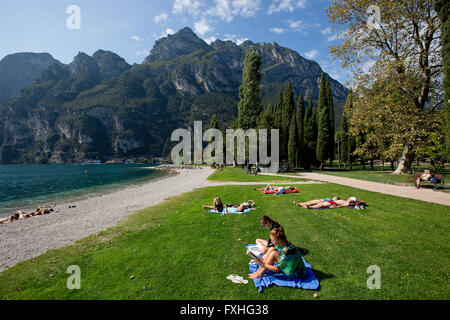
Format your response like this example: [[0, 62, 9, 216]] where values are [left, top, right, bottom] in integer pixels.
[[0, 164, 167, 218]]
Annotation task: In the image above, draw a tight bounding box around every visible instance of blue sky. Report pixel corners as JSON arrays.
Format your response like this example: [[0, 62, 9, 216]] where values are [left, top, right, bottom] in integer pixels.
[[0, 0, 350, 83]]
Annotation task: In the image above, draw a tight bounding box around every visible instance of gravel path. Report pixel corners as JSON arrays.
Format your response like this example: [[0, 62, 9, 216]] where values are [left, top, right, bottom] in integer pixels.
[[262, 172, 450, 206], [0, 168, 320, 272]]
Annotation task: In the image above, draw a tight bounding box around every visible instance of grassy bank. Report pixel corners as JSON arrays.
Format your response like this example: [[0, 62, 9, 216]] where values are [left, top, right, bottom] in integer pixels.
[[208, 167, 307, 182], [1, 181, 449, 300]]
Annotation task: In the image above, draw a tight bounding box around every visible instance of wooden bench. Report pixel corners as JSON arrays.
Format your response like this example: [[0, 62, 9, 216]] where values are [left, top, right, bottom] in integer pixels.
[[413, 173, 445, 190]]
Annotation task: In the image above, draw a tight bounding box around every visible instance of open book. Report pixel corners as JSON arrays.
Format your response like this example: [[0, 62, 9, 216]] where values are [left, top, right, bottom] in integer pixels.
[[246, 250, 264, 265]]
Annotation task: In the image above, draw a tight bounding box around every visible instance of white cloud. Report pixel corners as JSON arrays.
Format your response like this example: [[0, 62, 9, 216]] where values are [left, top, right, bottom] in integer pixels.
[[194, 20, 212, 35], [131, 35, 144, 42], [203, 36, 217, 44], [286, 19, 308, 34], [136, 49, 150, 56], [269, 27, 285, 34], [159, 28, 176, 38], [153, 13, 168, 23], [320, 27, 332, 35], [172, 0, 203, 17], [206, 0, 261, 22], [268, 0, 307, 14], [224, 33, 248, 45], [304, 49, 319, 59]]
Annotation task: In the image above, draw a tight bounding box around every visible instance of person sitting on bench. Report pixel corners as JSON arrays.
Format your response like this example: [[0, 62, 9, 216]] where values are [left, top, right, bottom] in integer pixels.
[[416, 169, 432, 189]]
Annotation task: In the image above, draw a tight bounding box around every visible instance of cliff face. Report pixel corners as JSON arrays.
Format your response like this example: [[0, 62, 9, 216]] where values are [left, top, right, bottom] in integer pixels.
[[0, 27, 348, 164], [0, 52, 58, 105]]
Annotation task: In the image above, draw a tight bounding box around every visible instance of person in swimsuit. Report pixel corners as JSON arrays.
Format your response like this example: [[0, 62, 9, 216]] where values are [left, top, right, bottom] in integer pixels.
[[255, 216, 283, 254], [293, 197, 353, 209], [248, 228, 306, 280], [293, 197, 339, 208], [202, 197, 227, 212]]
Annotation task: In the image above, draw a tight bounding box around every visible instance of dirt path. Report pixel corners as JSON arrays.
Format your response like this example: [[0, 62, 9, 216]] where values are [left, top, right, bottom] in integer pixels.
[[262, 172, 450, 206]]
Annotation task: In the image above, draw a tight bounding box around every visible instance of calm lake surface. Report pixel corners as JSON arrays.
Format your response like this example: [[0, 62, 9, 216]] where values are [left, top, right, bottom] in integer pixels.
[[0, 164, 167, 218]]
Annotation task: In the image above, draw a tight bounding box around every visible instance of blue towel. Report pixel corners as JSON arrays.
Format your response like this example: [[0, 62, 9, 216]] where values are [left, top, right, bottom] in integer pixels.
[[246, 244, 319, 292], [208, 208, 252, 216]]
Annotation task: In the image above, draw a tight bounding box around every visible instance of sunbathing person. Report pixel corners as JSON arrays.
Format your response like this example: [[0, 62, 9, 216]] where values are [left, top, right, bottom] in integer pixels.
[[416, 169, 432, 189], [255, 216, 283, 254], [294, 197, 355, 209], [254, 184, 296, 192], [293, 197, 340, 208], [203, 197, 227, 212], [248, 228, 306, 280], [202, 198, 250, 213]]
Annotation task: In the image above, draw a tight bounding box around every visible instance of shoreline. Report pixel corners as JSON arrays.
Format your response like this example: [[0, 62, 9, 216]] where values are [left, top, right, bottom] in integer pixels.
[[0, 167, 215, 272], [0, 165, 172, 219]]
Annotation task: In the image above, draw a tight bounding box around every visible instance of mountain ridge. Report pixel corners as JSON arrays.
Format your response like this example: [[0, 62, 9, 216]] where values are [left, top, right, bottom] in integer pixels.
[[0, 27, 348, 164]]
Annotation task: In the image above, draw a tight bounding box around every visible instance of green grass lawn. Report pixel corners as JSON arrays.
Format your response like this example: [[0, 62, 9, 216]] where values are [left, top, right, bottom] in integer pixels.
[[208, 167, 307, 182], [1, 182, 449, 300]]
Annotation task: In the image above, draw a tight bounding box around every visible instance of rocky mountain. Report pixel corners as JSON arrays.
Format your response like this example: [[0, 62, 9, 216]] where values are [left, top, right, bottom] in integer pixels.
[[0, 27, 348, 164], [0, 52, 58, 105]]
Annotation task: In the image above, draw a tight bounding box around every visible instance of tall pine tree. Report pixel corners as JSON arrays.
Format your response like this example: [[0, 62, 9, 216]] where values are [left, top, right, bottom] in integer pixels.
[[288, 111, 299, 166], [326, 76, 335, 166], [296, 93, 305, 168], [281, 83, 296, 160], [316, 73, 331, 170], [237, 50, 262, 131]]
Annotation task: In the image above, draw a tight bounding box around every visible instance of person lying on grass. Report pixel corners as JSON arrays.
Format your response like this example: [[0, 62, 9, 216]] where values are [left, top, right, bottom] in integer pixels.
[[293, 197, 352, 209], [253, 184, 296, 192], [202, 197, 253, 213], [255, 216, 284, 254], [248, 228, 306, 280]]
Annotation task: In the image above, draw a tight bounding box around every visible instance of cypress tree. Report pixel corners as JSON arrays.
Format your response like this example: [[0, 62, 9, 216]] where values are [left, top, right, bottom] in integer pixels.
[[303, 105, 313, 170], [341, 108, 349, 169], [209, 114, 218, 130], [273, 90, 283, 130], [288, 111, 299, 166], [296, 93, 305, 167], [326, 76, 335, 166], [316, 73, 331, 170], [237, 50, 262, 131], [281, 83, 296, 160]]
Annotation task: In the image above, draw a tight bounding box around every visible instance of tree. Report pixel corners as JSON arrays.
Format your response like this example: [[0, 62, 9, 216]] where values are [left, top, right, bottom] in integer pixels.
[[303, 104, 315, 170], [296, 94, 305, 167], [327, 0, 443, 173], [316, 73, 332, 170], [341, 91, 351, 168], [273, 90, 284, 130], [237, 50, 263, 131], [281, 83, 296, 160], [288, 112, 299, 166], [435, 0, 450, 158], [326, 76, 335, 166]]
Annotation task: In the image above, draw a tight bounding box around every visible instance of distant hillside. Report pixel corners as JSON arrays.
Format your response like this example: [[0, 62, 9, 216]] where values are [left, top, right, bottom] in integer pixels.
[[0, 27, 347, 164], [0, 52, 58, 105]]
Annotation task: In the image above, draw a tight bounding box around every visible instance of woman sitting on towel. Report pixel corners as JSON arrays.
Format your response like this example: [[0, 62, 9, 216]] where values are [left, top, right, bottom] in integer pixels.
[[248, 228, 306, 280], [255, 216, 283, 254]]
